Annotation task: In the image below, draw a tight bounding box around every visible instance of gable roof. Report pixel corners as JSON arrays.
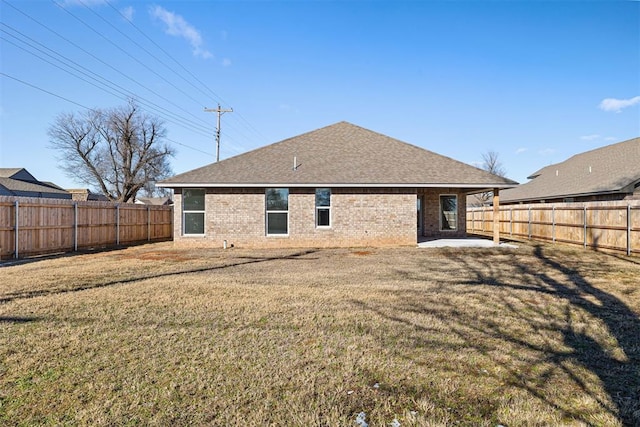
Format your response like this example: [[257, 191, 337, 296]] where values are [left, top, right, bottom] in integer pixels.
[[0, 168, 37, 182], [0, 177, 70, 196], [0, 168, 71, 198], [160, 122, 517, 189], [501, 137, 640, 203]]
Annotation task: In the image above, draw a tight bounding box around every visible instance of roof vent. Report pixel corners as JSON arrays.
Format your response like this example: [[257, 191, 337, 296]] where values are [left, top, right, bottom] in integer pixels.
[[556, 169, 559, 176], [589, 165, 592, 173]]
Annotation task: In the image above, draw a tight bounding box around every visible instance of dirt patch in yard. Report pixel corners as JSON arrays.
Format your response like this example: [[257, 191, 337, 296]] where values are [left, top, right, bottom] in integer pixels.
[[351, 250, 374, 256], [116, 249, 196, 262]]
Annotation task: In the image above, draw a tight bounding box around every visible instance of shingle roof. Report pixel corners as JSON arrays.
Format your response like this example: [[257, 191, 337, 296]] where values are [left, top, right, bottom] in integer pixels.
[[0, 168, 24, 178], [0, 177, 70, 196], [501, 137, 640, 202], [160, 122, 517, 189], [0, 168, 71, 197]]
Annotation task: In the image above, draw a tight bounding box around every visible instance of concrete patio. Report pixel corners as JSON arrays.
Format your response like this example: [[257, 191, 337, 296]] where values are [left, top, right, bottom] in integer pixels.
[[417, 237, 519, 249]]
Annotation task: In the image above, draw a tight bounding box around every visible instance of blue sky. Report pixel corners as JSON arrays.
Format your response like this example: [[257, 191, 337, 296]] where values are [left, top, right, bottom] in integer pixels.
[[1, 0, 639, 189]]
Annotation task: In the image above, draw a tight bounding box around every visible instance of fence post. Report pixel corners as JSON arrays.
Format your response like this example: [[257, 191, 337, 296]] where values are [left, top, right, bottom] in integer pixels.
[[14, 200, 19, 259], [583, 206, 588, 248], [528, 206, 532, 240], [116, 204, 120, 246], [510, 207, 513, 237], [628, 204, 632, 256], [147, 206, 151, 241], [74, 202, 78, 252], [552, 206, 556, 243]]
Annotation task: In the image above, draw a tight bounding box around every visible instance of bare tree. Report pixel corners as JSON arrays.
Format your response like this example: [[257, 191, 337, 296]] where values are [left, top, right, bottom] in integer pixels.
[[472, 150, 506, 206], [49, 101, 174, 202], [481, 150, 506, 177]]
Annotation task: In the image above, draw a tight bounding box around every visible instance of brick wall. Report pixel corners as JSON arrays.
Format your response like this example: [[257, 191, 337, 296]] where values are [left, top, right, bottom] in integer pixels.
[[173, 187, 468, 248], [419, 188, 467, 238]]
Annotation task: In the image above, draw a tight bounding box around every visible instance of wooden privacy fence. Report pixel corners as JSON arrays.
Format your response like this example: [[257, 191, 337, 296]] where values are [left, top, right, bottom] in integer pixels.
[[0, 196, 173, 259], [467, 201, 640, 256]]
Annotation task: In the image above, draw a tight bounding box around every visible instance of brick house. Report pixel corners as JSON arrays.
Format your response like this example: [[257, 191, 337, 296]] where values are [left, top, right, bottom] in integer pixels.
[[159, 122, 517, 248]]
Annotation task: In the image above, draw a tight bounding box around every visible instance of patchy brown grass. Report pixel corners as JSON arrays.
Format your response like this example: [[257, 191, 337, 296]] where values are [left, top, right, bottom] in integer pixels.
[[0, 242, 638, 426]]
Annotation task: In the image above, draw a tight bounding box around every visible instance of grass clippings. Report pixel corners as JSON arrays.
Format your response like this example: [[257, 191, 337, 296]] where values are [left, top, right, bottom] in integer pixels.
[[1, 242, 639, 426]]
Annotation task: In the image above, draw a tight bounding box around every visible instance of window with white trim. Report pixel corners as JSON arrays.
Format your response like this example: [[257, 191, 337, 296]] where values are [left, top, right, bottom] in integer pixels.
[[440, 195, 458, 231], [266, 188, 288, 235], [183, 188, 205, 235], [315, 188, 331, 227]]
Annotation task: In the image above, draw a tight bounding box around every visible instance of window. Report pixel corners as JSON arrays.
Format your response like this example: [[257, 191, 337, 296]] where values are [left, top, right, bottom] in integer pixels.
[[183, 189, 205, 235], [266, 188, 288, 235], [315, 188, 331, 227], [440, 195, 458, 231]]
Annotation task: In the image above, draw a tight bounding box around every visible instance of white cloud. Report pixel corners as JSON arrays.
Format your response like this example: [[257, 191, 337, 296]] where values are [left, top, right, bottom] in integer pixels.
[[604, 136, 617, 141], [121, 6, 134, 21], [580, 134, 600, 141], [538, 148, 556, 156], [222, 58, 232, 67], [598, 96, 640, 113], [149, 5, 212, 59], [515, 147, 528, 154]]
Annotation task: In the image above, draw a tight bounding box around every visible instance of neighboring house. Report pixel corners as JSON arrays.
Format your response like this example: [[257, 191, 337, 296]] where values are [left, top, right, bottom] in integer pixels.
[[159, 122, 517, 248], [0, 168, 71, 199], [67, 188, 110, 202], [501, 137, 640, 204]]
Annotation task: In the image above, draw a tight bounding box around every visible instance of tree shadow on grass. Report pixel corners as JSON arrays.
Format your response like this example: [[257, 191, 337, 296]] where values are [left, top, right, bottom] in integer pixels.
[[351, 245, 640, 425], [0, 249, 317, 304], [457, 245, 640, 425], [0, 316, 42, 323], [527, 245, 640, 426]]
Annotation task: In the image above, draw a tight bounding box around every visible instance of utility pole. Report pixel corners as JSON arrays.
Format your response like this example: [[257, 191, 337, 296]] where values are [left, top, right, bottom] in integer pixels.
[[204, 104, 233, 162]]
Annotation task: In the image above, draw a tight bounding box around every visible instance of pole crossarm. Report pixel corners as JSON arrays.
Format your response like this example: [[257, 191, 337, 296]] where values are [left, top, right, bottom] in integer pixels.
[[204, 104, 233, 162]]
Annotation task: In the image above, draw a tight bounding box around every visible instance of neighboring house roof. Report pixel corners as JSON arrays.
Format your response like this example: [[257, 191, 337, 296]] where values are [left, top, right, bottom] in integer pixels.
[[160, 121, 517, 190], [0, 168, 71, 199], [0, 168, 37, 181], [0, 177, 71, 197], [501, 137, 640, 203], [136, 196, 172, 206]]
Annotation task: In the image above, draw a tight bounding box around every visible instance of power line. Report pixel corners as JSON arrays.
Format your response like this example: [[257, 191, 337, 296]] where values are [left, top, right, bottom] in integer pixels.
[[166, 137, 213, 156], [51, 0, 215, 130], [74, 0, 211, 109], [1, 72, 214, 156], [0, 3, 215, 137], [102, 0, 268, 146], [1, 72, 92, 110], [54, 0, 267, 152], [2, 0, 269, 157], [0, 25, 214, 138], [104, 0, 228, 107]]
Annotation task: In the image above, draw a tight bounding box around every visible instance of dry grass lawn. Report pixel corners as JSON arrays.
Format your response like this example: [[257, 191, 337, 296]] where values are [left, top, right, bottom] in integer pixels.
[[0, 241, 639, 426]]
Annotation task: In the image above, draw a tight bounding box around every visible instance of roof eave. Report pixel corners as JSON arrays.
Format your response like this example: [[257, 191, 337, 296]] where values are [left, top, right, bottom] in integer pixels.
[[157, 182, 518, 189], [501, 188, 631, 203]]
